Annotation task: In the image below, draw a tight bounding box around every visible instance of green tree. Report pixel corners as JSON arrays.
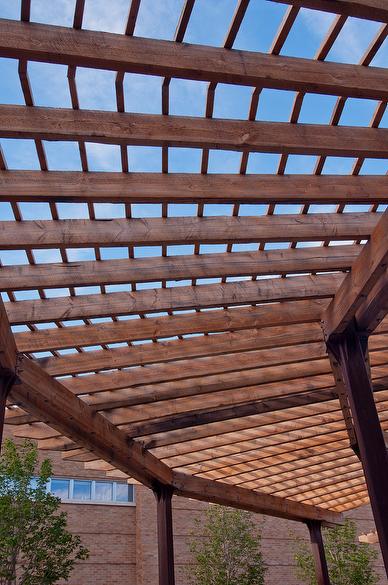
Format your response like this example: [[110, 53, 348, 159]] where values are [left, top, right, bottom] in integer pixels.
[[293, 519, 378, 585], [188, 504, 266, 585], [0, 438, 89, 585]]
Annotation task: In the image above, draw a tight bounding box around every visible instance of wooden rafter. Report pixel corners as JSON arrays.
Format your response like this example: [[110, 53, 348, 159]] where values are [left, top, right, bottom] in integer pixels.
[[1, 171, 387, 204], [0, 18, 387, 99], [1, 105, 388, 157], [270, 0, 388, 22], [4, 274, 343, 325]]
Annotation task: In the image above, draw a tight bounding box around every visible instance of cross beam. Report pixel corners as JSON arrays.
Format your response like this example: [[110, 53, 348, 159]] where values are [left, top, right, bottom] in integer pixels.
[[0, 298, 343, 525]]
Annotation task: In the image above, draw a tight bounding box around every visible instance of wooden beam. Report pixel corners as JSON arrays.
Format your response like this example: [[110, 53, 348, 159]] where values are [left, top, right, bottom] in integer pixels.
[[356, 268, 388, 334], [328, 328, 388, 576], [1, 106, 388, 157], [154, 484, 175, 585], [0, 213, 380, 250], [39, 323, 326, 376], [0, 301, 18, 447], [57, 336, 385, 398], [0, 18, 386, 99], [0, 171, 387, 204], [171, 472, 343, 524], [306, 520, 331, 585], [0, 298, 17, 372], [270, 0, 388, 22], [14, 300, 329, 353], [322, 211, 388, 338], [118, 373, 388, 438], [0, 244, 360, 292], [5, 273, 343, 325], [120, 387, 340, 438], [11, 355, 172, 488]]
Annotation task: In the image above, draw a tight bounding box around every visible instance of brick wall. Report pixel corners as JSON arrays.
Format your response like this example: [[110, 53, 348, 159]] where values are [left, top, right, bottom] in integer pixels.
[[134, 485, 385, 585], [2, 428, 385, 584]]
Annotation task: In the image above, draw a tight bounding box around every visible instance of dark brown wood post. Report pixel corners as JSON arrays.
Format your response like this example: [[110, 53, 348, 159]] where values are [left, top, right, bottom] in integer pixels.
[[329, 327, 388, 576], [0, 367, 16, 450], [306, 520, 331, 585], [154, 483, 175, 585]]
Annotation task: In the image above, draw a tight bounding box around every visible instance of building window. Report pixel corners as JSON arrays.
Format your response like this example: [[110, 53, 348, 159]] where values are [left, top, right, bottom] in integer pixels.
[[45, 477, 135, 505], [73, 480, 92, 501], [51, 478, 70, 499]]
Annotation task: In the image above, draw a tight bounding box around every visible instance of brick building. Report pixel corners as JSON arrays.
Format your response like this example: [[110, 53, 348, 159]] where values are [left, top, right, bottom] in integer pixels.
[[23, 442, 384, 585]]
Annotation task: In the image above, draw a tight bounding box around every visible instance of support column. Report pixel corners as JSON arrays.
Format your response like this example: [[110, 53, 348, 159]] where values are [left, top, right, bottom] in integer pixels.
[[307, 520, 331, 585], [154, 483, 175, 585], [329, 327, 388, 576], [0, 367, 16, 449]]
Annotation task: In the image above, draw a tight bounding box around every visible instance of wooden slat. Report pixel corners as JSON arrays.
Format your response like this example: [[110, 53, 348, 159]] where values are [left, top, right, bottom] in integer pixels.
[[323, 210, 388, 338], [0, 18, 386, 100], [171, 472, 343, 524], [59, 340, 385, 400], [1, 106, 388, 157], [5, 273, 344, 325], [1, 171, 387, 203], [270, 0, 388, 22], [39, 324, 327, 376], [11, 355, 172, 488], [7, 359, 341, 523], [14, 299, 329, 353], [150, 397, 388, 461], [0, 213, 380, 250], [143, 401, 349, 450], [0, 244, 360, 292], [118, 371, 388, 437]]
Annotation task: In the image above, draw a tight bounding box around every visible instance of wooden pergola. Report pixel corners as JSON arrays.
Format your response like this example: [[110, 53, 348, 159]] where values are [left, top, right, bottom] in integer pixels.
[[0, 1, 387, 584]]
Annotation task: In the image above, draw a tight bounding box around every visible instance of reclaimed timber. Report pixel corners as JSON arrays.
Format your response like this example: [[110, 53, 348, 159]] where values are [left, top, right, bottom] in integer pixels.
[[0, 18, 386, 100], [4, 273, 343, 325], [0, 213, 380, 250], [270, 0, 388, 22], [13, 300, 329, 353], [171, 472, 342, 524], [1, 171, 387, 204], [11, 355, 172, 488], [323, 210, 388, 339], [1, 106, 388, 157], [0, 244, 360, 292]]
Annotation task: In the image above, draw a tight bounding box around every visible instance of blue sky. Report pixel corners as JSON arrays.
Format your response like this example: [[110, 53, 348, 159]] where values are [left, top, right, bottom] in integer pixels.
[[0, 1, 387, 354]]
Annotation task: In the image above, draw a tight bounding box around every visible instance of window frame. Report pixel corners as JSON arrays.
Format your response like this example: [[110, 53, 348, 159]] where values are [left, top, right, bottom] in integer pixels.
[[46, 477, 135, 506]]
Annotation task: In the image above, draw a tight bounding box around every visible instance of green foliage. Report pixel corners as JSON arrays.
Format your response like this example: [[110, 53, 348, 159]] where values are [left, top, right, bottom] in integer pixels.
[[188, 504, 266, 585], [0, 438, 89, 585], [293, 519, 379, 585]]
